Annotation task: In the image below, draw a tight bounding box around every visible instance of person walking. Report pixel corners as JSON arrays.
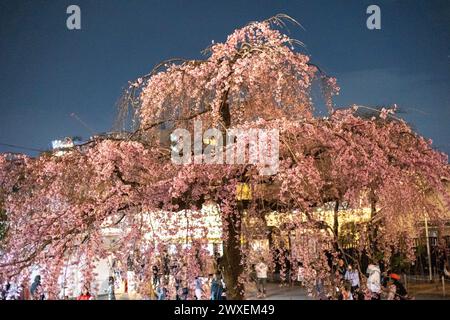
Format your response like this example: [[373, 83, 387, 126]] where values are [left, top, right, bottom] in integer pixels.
[[5, 282, 19, 300], [344, 263, 360, 295], [366, 263, 381, 300], [180, 264, 189, 300], [1, 282, 10, 300], [336, 259, 346, 279], [210, 273, 223, 300], [30, 275, 45, 300], [77, 286, 93, 300], [108, 276, 116, 300], [162, 250, 170, 278], [152, 264, 160, 288], [385, 278, 397, 300], [194, 276, 204, 300], [388, 273, 410, 300], [255, 259, 268, 298], [18, 283, 30, 300], [341, 281, 353, 300], [156, 282, 167, 300]]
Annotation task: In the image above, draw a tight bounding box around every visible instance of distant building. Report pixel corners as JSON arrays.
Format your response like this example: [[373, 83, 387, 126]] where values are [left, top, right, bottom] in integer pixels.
[[51, 137, 75, 156]]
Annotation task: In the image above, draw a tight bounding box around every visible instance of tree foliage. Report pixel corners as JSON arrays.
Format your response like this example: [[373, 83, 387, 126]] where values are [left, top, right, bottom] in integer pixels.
[[0, 15, 449, 299]]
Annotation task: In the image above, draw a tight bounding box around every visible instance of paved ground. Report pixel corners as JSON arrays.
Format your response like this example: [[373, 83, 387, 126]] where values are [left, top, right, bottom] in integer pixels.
[[105, 282, 449, 300], [407, 283, 449, 300], [245, 283, 313, 300], [248, 283, 449, 300]]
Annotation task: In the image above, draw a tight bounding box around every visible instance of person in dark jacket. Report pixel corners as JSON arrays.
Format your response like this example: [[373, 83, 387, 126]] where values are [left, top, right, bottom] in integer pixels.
[[389, 274, 408, 299], [210, 273, 223, 300], [152, 265, 160, 287], [1, 282, 10, 300], [30, 275, 44, 300]]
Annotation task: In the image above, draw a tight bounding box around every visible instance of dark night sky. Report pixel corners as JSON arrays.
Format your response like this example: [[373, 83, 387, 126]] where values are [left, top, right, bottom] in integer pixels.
[[0, 0, 449, 157]]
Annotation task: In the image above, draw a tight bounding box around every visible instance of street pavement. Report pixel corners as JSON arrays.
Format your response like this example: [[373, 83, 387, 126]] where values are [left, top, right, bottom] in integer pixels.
[[245, 283, 313, 300], [106, 282, 448, 300], [247, 283, 450, 300]]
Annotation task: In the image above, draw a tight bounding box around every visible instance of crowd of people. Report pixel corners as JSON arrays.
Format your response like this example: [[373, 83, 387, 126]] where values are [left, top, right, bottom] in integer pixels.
[[141, 250, 228, 301], [0, 255, 416, 301], [320, 259, 412, 300], [0, 275, 45, 300]]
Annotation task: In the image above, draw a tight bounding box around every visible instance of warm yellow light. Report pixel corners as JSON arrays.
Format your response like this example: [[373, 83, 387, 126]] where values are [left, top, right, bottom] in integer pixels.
[[236, 183, 252, 200]]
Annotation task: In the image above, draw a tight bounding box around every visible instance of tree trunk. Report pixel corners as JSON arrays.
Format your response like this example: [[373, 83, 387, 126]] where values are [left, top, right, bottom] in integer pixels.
[[369, 189, 380, 261], [218, 98, 245, 299], [333, 201, 339, 241], [221, 209, 244, 299], [332, 200, 343, 258]]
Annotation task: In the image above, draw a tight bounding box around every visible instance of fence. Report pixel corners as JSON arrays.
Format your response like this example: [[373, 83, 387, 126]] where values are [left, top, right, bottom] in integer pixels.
[[404, 273, 450, 298]]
